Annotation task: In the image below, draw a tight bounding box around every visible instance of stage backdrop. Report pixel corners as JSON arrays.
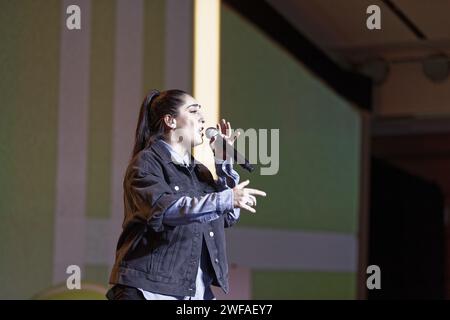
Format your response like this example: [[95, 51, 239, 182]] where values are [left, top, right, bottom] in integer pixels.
[[217, 4, 362, 299]]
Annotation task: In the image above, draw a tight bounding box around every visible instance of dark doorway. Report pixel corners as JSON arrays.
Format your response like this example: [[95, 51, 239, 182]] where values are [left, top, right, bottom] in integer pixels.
[[368, 157, 445, 299]]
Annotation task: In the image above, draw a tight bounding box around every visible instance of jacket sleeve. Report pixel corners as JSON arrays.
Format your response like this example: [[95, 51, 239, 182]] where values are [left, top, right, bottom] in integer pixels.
[[125, 159, 234, 231], [215, 158, 241, 228], [162, 189, 234, 226], [125, 165, 180, 232]]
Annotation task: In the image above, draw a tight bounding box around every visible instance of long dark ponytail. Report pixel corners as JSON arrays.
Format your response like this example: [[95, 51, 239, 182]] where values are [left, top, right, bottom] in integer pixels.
[[131, 89, 187, 159]]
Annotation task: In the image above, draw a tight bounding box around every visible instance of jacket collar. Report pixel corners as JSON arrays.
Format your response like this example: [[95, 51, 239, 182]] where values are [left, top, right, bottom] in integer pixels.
[[150, 138, 197, 168], [150, 139, 215, 184]]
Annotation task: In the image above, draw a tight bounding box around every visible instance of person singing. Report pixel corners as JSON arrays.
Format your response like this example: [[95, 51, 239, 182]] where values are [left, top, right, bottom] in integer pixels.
[[107, 89, 266, 300]]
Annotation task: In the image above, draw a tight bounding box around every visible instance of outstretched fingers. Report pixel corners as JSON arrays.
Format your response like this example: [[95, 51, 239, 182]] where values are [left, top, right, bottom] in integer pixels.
[[241, 203, 256, 213], [246, 188, 267, 197], [236, 180, 250, 189]]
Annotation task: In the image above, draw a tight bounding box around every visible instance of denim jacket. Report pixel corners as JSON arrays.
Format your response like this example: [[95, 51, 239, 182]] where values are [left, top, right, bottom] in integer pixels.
[[108, 139, 240, 296]]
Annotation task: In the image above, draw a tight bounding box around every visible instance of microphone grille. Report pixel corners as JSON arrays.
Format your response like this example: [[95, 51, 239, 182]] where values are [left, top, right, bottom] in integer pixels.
[[205, 127, 218, 139]]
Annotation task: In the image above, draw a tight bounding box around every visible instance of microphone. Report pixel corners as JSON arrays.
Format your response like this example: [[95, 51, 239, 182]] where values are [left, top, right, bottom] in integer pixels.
[[205, 127, 255, 173]]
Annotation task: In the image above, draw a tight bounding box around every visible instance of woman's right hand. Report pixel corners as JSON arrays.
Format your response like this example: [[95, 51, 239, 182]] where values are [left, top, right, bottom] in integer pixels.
[[232, 180, 267, 213]]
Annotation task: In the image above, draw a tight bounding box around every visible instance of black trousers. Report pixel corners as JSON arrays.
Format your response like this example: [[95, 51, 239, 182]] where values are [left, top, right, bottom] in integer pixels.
[[106, 284, 145, 300]]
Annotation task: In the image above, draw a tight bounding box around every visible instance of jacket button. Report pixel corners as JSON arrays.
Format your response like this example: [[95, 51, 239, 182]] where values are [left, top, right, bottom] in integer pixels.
[[209, 231, 214, 237], [214, 258, 219, 263], [174, 186, 179, 191]]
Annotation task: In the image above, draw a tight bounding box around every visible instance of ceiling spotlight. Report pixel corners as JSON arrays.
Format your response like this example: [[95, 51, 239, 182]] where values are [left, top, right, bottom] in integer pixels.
[[422, 54, 449, 83]]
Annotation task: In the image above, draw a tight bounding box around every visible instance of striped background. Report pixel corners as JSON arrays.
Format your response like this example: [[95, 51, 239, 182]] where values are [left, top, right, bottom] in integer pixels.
[[0, 0, 362, 299]]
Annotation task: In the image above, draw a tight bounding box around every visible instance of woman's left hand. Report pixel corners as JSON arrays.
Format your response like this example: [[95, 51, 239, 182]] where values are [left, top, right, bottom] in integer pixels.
[[209, 118, 240, 159]]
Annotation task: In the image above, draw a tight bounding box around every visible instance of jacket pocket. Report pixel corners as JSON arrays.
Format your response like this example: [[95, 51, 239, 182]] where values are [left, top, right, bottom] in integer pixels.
[[147, 245, 159, 273], [157, 226, 184, 274], [166, 226, 185, 273]]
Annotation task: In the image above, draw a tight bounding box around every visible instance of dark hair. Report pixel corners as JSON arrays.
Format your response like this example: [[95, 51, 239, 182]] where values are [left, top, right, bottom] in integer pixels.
[[131, 89, 187, 158]]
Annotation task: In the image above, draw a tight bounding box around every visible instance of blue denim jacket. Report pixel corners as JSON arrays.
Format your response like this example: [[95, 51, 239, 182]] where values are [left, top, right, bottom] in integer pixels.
[[138, 140, 240, 300], [108, 138, 240, 297]]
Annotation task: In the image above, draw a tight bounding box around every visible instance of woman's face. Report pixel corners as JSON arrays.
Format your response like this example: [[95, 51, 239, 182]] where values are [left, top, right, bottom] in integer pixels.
[[173, 95, 205, 147]]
